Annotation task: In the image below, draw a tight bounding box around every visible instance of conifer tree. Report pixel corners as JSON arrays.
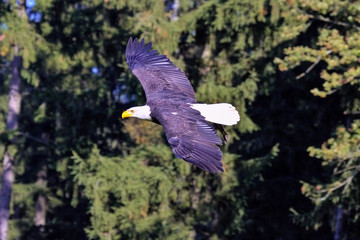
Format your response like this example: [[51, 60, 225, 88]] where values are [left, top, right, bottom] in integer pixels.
[[276, 1, 360, 238], [0, 1, 33, 238]]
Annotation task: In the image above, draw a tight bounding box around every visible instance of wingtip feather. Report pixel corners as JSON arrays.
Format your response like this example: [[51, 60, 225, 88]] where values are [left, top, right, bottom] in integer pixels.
[[170, 135, 224, 174]]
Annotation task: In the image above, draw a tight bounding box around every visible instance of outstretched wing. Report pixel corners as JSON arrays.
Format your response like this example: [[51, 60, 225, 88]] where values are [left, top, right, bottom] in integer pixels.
[[126, 37, 196, 101], [154, 105, 224, 173]]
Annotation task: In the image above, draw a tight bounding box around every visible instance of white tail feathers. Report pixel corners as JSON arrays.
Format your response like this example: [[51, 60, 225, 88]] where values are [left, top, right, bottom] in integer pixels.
[[190, 103, 240, 126]]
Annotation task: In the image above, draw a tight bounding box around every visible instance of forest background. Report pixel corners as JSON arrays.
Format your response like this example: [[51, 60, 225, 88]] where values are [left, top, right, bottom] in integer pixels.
[[0, 0, 360, 239]]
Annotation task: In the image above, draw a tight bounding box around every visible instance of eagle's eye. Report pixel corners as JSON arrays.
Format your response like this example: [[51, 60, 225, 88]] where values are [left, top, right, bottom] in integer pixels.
[[130, 110, 135, 113]]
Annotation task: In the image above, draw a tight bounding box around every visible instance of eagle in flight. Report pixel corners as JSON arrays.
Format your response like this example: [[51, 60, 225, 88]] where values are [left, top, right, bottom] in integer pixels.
[[122, 38, 240, 173]]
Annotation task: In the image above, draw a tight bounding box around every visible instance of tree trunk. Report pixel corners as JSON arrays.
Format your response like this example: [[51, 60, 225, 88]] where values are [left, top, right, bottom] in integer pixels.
[[34, 194, 46, 227], [171, 0, 180, 21], [0, 52, 22, 240], [34, 139, 48, 232], [334, 205, 343, 240]]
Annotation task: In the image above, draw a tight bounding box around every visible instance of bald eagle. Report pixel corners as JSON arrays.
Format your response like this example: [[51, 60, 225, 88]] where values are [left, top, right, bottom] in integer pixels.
[[122, 38, 240, 173]]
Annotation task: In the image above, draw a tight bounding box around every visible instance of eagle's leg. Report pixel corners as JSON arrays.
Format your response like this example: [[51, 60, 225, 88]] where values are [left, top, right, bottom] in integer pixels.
[[212, 123, 229, 144]]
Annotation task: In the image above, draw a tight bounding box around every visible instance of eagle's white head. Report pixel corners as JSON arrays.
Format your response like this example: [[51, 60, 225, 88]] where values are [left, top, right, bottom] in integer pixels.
[[122, 105, 152, 120]]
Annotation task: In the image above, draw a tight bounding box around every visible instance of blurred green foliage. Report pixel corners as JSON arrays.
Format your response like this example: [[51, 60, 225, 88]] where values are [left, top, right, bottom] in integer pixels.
[[0, 0, 360, 239]]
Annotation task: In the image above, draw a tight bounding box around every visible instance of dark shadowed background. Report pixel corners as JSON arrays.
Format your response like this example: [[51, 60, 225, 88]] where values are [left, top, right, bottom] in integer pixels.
[[0, 0, 359, 239]]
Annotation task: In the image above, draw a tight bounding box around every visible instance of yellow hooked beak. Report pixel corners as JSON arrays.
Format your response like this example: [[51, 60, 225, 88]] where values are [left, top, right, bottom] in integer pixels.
[[122, 110, 134, 119]]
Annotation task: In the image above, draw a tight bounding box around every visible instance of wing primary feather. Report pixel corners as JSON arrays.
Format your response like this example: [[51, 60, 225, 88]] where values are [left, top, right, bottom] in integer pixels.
[[170, 135, 223, 173], [126, 37, 196, 100]]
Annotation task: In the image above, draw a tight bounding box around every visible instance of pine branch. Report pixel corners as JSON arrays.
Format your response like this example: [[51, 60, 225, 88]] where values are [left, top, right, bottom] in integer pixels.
[[297, 8, 360, 30], [309, 14, 360, 31], [296, 50, 332, 80]]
